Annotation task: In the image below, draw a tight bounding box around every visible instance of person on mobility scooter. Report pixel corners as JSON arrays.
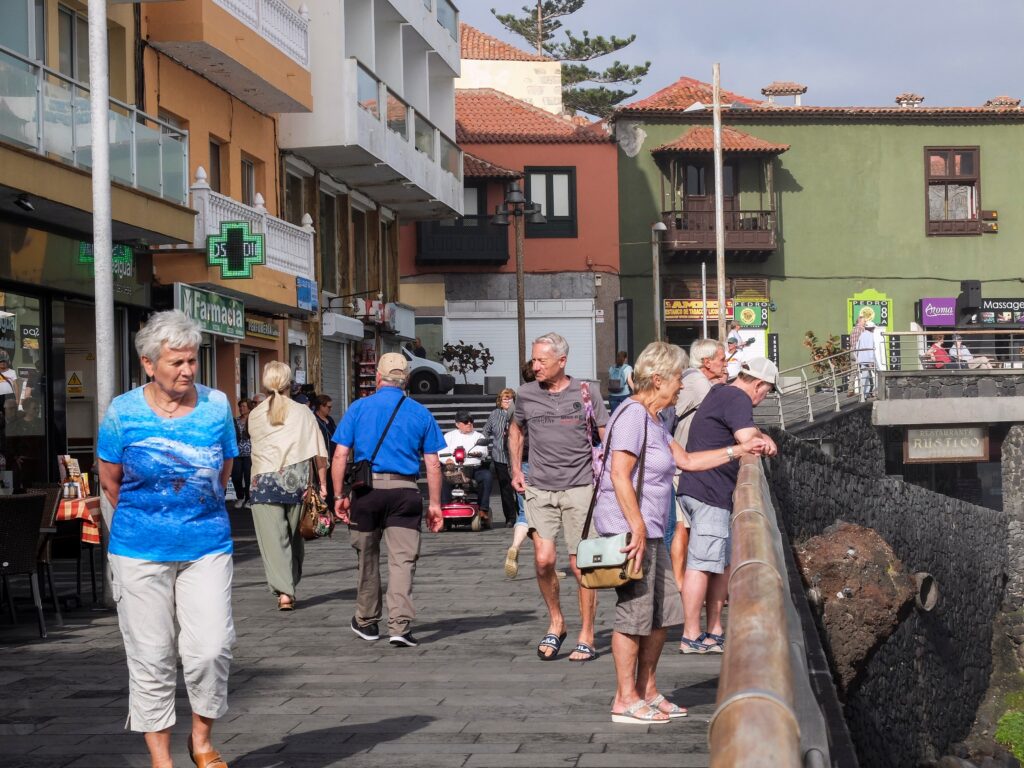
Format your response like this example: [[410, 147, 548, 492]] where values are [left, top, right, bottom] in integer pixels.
[[439, 410, 494, 529]]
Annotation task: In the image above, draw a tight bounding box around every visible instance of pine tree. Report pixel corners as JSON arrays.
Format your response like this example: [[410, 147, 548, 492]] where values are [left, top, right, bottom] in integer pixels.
[[491, 1, 650, 118]]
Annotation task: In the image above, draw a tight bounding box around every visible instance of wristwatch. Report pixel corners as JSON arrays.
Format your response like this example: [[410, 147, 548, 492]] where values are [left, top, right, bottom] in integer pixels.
[[726, 446, 736, 461]]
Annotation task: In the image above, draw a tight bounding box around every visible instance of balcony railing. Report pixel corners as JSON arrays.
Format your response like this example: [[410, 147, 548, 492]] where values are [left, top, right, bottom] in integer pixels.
[[352, 59, 461, 182], [212, 0, 310, 68], [417, 216, 509, 265], [662, 209, 777, 254], [191, 168, 314, 280], [0, 44, 189, 205]]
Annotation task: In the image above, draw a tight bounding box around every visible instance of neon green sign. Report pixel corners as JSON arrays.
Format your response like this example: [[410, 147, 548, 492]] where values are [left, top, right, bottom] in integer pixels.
[[206, 221, 265, 279]]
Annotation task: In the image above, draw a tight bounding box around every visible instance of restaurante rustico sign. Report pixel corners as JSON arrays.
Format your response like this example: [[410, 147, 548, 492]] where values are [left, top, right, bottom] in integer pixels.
[[904, 426, 989, 463]]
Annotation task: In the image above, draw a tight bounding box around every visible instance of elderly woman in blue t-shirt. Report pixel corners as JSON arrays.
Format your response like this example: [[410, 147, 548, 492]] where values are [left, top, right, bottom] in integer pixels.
[[98, 310, 238, 768], [593, 341, 764, 725]]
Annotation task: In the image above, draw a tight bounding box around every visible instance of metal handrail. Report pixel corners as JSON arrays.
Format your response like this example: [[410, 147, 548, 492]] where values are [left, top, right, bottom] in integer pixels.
[[709, 457, 801, 766], [756, 349, 863, 430]]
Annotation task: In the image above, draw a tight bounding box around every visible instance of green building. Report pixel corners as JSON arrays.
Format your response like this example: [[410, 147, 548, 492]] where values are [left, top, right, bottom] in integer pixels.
[[612, 78, 1024, 369]]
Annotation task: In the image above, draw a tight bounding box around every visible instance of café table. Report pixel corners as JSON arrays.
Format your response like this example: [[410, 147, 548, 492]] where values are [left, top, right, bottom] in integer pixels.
[[57, 496, 101, 545]]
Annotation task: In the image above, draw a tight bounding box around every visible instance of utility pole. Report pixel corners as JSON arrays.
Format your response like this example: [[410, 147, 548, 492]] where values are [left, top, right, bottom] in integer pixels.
[[88, 0, 115, 608], [712, 63, 727, 341]]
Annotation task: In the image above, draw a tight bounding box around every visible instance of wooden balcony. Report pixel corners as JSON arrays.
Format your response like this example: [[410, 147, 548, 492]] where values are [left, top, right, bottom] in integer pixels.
[[661, 209, 777, 262], [416, 216, 510, 265]]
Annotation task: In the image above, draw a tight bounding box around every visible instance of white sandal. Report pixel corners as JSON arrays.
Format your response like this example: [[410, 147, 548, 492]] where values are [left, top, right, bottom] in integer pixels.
[[647, 693, 688, 718], [611, 699, 670, 724]]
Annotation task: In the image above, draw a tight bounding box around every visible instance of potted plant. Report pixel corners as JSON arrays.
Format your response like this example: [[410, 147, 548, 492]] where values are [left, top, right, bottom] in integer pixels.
[[802, 330, 846, 389], [440, 341, 495, 395]]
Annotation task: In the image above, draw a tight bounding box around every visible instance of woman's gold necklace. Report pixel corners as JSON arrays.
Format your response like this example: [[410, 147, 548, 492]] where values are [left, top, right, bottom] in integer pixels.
[[148, 383, 193, 417]]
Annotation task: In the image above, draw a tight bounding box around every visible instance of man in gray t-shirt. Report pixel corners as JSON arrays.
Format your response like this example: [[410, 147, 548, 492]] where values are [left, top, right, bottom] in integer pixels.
[[510, 332, 608, 662]]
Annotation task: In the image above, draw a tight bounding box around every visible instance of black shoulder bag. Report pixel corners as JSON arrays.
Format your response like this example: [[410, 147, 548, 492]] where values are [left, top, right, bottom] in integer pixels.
[[345, 396, 406, 495]]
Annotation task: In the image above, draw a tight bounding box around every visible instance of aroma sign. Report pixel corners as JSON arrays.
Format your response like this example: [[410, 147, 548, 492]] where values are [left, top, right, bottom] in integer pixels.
[[920, 297, 956, 327], [904, 426, 989, 463]]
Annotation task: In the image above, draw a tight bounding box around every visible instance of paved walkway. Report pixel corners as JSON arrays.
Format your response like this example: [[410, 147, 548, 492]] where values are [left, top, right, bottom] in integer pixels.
[[1, 510, 719, 767]]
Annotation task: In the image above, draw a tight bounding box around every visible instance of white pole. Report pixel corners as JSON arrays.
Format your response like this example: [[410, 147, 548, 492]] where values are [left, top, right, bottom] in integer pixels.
[[652, 232, 662, 342], [88, 0, 115, 607], [701, 260, 708, 338], [712, 63, 727, 341]]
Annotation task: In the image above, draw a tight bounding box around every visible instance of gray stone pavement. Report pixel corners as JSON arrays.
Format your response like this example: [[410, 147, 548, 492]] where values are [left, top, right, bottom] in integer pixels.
[[1, 509, 718, 767]]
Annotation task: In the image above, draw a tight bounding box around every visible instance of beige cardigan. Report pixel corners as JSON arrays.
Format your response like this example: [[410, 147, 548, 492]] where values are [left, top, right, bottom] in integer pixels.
[[248, 396, 327, 478]]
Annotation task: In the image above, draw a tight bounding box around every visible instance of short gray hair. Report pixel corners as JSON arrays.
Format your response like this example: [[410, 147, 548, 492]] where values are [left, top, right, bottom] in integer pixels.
[[689, 338, 723, 369], [533, 332, 569, 358], [633, 342, 688, 392], [135, 310, 203, 362]]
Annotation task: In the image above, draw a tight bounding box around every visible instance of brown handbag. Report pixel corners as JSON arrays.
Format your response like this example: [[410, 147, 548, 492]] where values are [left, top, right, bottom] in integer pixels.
[[298, 460, 333, 540]]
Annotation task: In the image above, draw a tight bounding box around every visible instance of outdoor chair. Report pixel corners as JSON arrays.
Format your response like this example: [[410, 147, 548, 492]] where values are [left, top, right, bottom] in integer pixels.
[[0, 493, 49, 638], [28, 484, 64, 624], [39, 485, 98, 603]]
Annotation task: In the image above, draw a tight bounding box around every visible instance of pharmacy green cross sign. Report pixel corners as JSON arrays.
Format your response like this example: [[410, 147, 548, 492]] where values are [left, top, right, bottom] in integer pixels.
[[206, 221, 265, 279]]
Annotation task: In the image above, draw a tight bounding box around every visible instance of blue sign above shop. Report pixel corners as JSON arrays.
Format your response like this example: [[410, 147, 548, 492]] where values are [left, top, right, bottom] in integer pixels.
[[296, 277, 318, 312]]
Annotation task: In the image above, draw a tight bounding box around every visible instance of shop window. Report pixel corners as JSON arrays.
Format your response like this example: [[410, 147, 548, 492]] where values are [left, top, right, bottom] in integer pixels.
[[0, 292, 46, 491], [319, 190, 338, 294], [241, 156, 257, 207], [525, 167, 577, 238], [925, 147, 981, 235], [58, 4, 89, 83]]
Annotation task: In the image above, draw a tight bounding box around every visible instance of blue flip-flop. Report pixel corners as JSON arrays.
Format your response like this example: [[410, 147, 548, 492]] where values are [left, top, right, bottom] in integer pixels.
[[537, 631, 567, 660], [568, 642, 599, 662]]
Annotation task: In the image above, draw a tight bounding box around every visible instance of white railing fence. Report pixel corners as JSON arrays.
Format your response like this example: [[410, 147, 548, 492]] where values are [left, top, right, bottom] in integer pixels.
[[212, 0, 310, 68], [191, 167, 314, 279]]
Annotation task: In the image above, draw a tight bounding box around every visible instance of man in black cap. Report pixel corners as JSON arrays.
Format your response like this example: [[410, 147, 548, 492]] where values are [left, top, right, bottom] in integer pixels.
[[439, 409, 493, 527]]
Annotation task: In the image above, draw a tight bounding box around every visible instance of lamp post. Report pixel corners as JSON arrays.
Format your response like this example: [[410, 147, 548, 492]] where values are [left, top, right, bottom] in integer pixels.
[[651, 221, 667, 342], [492, 182, 546, 375]]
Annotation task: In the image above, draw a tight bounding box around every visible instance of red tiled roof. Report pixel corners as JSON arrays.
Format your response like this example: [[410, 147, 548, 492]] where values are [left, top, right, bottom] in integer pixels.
[[619, 76, 764, 113], [616, 76, 1024, 120], [652, 126, 789, 155], [456, 89, 612, 144], [761, 81, 807, 96], [985, 95, 1021, 107], [460, 23, 548, 62], [463, 152, 522, 179]]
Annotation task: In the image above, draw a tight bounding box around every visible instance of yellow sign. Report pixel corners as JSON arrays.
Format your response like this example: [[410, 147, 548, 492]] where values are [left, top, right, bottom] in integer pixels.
[[67, 370, 84, 398], [664, 299, 734, 322]]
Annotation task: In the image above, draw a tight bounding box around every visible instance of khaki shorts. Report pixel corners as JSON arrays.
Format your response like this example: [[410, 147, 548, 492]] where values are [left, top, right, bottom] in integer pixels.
[[614, 539, 683, 635], [524, 484, 594, 555]]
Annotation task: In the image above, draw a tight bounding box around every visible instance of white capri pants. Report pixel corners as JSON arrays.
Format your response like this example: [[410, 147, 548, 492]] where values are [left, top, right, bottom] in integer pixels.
[[109, 552, 235, 732]]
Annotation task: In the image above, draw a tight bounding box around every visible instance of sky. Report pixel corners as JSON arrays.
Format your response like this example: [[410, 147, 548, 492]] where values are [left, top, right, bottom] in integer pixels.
[[460, 1, 1024, 108]]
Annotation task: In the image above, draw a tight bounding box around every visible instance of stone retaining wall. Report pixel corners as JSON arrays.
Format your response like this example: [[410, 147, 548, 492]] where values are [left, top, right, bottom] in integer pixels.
[[767, 429, 1008, 768], [882, 372, 1024, 400]]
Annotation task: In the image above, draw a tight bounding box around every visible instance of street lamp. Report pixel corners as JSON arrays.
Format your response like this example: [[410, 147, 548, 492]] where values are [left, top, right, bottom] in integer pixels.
[[651, 221, 667, 342], [492, 181, 546, 374]]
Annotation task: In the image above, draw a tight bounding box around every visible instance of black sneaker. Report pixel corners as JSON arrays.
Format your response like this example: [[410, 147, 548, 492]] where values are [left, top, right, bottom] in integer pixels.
[[389, 632, 419, 647], [351, 616, 379, 641]]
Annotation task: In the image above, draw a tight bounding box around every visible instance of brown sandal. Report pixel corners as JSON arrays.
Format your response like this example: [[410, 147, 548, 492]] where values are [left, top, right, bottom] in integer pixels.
[[188, 735, 228, 768], [277, 595, 295, 611]]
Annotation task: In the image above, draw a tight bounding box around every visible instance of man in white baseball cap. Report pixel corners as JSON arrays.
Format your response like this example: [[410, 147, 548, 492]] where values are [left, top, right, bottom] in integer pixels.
[[676, 356, 777, 654]]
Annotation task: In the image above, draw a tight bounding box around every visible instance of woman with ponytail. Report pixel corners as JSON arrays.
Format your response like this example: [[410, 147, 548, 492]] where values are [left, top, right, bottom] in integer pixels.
[[248, 361, 328, 610]]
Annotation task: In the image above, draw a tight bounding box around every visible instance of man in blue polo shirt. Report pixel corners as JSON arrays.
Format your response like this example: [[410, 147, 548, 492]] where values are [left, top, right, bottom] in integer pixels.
[[331, 352, 445, 648]]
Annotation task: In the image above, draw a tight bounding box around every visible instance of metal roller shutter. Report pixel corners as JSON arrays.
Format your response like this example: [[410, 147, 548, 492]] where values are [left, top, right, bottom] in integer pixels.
[[321, 340, 346, 411]]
